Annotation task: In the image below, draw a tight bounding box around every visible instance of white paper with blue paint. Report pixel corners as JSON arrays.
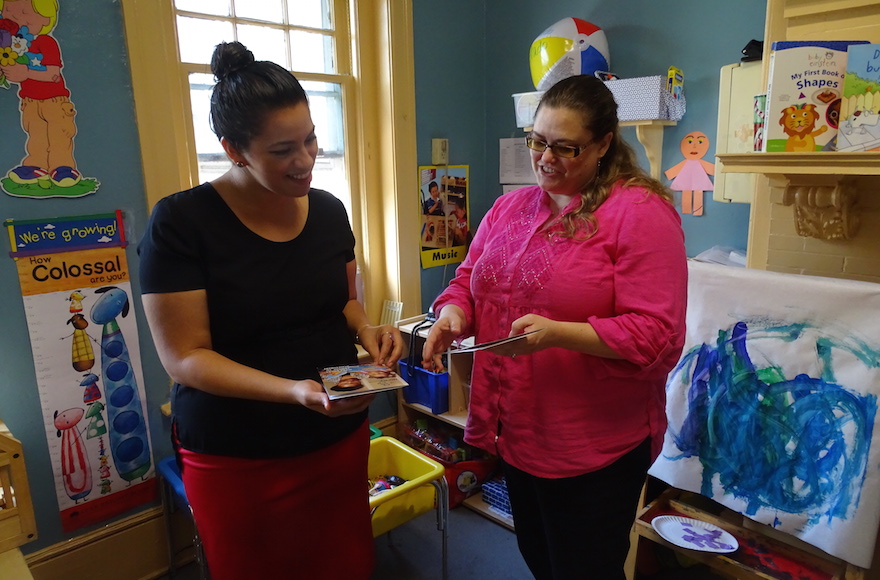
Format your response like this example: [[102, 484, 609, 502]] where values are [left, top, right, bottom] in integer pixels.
[[649, 260, 880, 568]]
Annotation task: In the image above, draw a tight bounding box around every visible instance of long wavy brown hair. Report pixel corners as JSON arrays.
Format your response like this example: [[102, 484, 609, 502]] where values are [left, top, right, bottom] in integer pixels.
[[535, 75, 673, 239]]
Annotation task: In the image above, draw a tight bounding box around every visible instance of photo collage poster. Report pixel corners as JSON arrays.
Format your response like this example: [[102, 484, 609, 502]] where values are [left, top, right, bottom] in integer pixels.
[[418, 165, 470, 268]]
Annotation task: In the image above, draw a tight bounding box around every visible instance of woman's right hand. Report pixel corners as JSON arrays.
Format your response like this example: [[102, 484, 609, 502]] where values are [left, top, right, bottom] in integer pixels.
[[421, 306, 466, 371], [291, 379, 376, 417]]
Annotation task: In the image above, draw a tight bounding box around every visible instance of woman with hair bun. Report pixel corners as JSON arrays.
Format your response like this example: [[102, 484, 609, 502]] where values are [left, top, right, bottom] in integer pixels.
[[138, 41, 400, 579]]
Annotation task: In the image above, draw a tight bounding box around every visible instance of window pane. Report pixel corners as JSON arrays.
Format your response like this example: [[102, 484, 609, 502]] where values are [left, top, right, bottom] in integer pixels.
[[290, 30, 335, 73], [302, 81, 343, 154], [188, 74, 350, 217], [302, 81, 349, 218], [176, 17, 234, 64], [237, 24, 287, 66], [189, 73, 230, 183], [175, 0, 230, 17], [235, 0, 283, 23], [286, 0, 333, 30]]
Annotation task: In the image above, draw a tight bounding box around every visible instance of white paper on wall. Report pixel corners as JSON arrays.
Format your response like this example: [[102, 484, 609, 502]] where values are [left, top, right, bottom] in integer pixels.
[[499, 138, 537, 185]]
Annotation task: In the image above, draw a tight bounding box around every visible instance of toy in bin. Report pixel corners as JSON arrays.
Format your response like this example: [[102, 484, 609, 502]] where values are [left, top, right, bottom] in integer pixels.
[[667, 66, 684, 99], [403, 417, 498, 508], [368, 474, 406, 496]]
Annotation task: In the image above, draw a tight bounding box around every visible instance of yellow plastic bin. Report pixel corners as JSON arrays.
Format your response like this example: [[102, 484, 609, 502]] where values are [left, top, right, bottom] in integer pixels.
[[369, 436, 449, 578], [368, 436, 445, 536]]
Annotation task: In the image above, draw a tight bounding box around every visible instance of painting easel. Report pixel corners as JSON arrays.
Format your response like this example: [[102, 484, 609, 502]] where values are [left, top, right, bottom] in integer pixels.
[[631, 261, 880, 579], [633, 486, 866, 579]]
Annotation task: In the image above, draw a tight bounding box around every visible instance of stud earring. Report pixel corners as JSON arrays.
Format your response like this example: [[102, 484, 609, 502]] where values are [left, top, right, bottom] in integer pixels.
[[236, 161, 245, 167]]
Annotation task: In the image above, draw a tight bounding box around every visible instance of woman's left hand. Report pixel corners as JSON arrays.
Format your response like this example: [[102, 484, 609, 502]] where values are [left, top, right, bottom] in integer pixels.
[[491, 314, 621, 360], [358, 324, 404, 366], [293, 379, 377, 416], [488, 314, 553, 358]]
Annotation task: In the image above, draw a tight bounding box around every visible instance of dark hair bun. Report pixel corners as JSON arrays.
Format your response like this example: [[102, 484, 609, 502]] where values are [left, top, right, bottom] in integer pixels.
[[211, 41, 255, 81]]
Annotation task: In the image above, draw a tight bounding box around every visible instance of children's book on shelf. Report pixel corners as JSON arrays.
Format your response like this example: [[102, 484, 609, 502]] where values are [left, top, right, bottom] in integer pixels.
[[319, 363, 408, 400], [762, 40, 868, 152], [835, 43, 880, 152]]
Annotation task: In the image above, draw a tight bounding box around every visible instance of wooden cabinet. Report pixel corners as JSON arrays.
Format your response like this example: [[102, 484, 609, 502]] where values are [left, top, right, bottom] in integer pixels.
[[396, 315, 514, 530]]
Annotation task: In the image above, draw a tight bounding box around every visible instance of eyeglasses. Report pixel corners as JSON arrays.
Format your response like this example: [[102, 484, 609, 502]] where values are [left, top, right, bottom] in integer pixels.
[[525, 136, 591, 158]]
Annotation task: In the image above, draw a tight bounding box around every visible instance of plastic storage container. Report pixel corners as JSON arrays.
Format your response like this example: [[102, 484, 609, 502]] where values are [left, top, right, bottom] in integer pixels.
[[482, 476, 512, 517], [369, 424, 383, 440], [603, 75, 686, 121], [401, 420, 498, 508], [368, 436, 445, 537], [399, 360, 449, 414]]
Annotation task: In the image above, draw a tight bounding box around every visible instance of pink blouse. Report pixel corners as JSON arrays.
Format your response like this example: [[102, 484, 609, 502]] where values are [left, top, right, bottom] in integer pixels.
[[433, 183, 688, 478]]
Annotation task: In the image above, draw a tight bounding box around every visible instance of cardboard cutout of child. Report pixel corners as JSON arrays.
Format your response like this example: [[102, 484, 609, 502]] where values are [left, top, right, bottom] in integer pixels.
[[0, 0, 98, 198], [665, 131, 714, 216]]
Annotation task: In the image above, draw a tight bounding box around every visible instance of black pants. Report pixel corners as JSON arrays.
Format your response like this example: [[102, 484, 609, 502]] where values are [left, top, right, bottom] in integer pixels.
[[503, 438, 651, 580]]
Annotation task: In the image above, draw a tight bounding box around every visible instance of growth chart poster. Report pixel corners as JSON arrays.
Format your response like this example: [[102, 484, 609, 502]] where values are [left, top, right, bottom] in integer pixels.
[[5, 211, 155, 532], [649, 260, 880, 568]]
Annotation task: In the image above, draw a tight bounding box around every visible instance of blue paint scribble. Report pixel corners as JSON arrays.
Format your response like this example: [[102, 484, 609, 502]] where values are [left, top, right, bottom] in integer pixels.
[[667, 321, 879, 525]]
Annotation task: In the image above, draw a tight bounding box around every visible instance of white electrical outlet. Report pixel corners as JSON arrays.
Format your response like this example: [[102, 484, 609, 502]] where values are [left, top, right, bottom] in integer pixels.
[[432, 138, 449, 165]]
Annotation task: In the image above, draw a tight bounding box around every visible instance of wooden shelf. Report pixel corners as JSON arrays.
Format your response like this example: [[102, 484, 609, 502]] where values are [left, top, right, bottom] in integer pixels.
[[620, 119, 677, 180], [636, 488, 861, 580], [716, 152, 880, 176], [716, 152, 880, 242], [462, 494, 515, 531], [401, 401, 467, 429], [398, 314, 509, 530], [0, 420, 37, 554]]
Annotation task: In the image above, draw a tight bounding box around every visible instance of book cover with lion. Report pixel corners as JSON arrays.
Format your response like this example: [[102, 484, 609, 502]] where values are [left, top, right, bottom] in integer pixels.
[[835, 44, 880, 152], [762, 40, 868, 152]]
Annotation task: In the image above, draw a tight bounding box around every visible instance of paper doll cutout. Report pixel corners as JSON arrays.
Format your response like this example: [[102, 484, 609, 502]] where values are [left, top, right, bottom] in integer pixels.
[[665, 131, 714, 216], [0, 0, 99, 198]]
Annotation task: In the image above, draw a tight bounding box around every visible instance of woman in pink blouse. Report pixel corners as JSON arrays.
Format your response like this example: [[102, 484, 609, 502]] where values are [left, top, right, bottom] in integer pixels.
[[422, 75, 688, 579]]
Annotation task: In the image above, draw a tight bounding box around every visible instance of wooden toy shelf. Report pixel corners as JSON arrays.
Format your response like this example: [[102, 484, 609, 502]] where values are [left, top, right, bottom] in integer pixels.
[[0, 420, 37, 554], [397, 315, 507, 528], [0, 419, 37, 580], [635, 487, 864, 580]]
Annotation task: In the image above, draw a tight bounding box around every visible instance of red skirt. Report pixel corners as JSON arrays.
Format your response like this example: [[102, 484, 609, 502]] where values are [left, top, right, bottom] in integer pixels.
[[178, 420, 375, 580]]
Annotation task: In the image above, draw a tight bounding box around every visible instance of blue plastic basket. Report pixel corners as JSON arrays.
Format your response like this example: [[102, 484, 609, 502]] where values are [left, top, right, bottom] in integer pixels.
[[398, 360, 449, 414]]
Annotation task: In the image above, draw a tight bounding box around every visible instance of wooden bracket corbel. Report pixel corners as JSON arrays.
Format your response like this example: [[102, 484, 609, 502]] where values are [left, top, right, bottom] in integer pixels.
[[775, 176, 860, 240]]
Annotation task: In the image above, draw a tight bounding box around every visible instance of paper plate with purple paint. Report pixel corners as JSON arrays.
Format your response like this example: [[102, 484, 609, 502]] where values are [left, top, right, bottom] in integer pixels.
[[651, 516, 738, 553]]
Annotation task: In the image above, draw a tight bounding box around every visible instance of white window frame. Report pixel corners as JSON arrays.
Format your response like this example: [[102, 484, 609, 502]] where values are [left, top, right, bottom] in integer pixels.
[[120, 0, 419, 321]]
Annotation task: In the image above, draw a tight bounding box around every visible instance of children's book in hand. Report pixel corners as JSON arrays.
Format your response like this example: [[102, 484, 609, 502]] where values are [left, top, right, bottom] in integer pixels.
[[836, 43, 880, 152], [319, 364, 409, 400]]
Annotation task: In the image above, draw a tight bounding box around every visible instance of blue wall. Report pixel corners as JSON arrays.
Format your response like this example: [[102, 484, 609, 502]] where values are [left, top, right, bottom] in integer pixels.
[[0, 0, 174, 552], [415, 0, 767, 311], [0, 0, 768, 555]]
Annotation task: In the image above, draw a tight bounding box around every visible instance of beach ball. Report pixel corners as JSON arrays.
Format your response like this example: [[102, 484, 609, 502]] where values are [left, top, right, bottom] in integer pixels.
[[530, 18, 610, 91]]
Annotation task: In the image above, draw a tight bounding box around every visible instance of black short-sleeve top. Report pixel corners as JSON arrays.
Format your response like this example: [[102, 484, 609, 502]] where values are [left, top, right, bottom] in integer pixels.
[[138, 183, 364, 457]]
